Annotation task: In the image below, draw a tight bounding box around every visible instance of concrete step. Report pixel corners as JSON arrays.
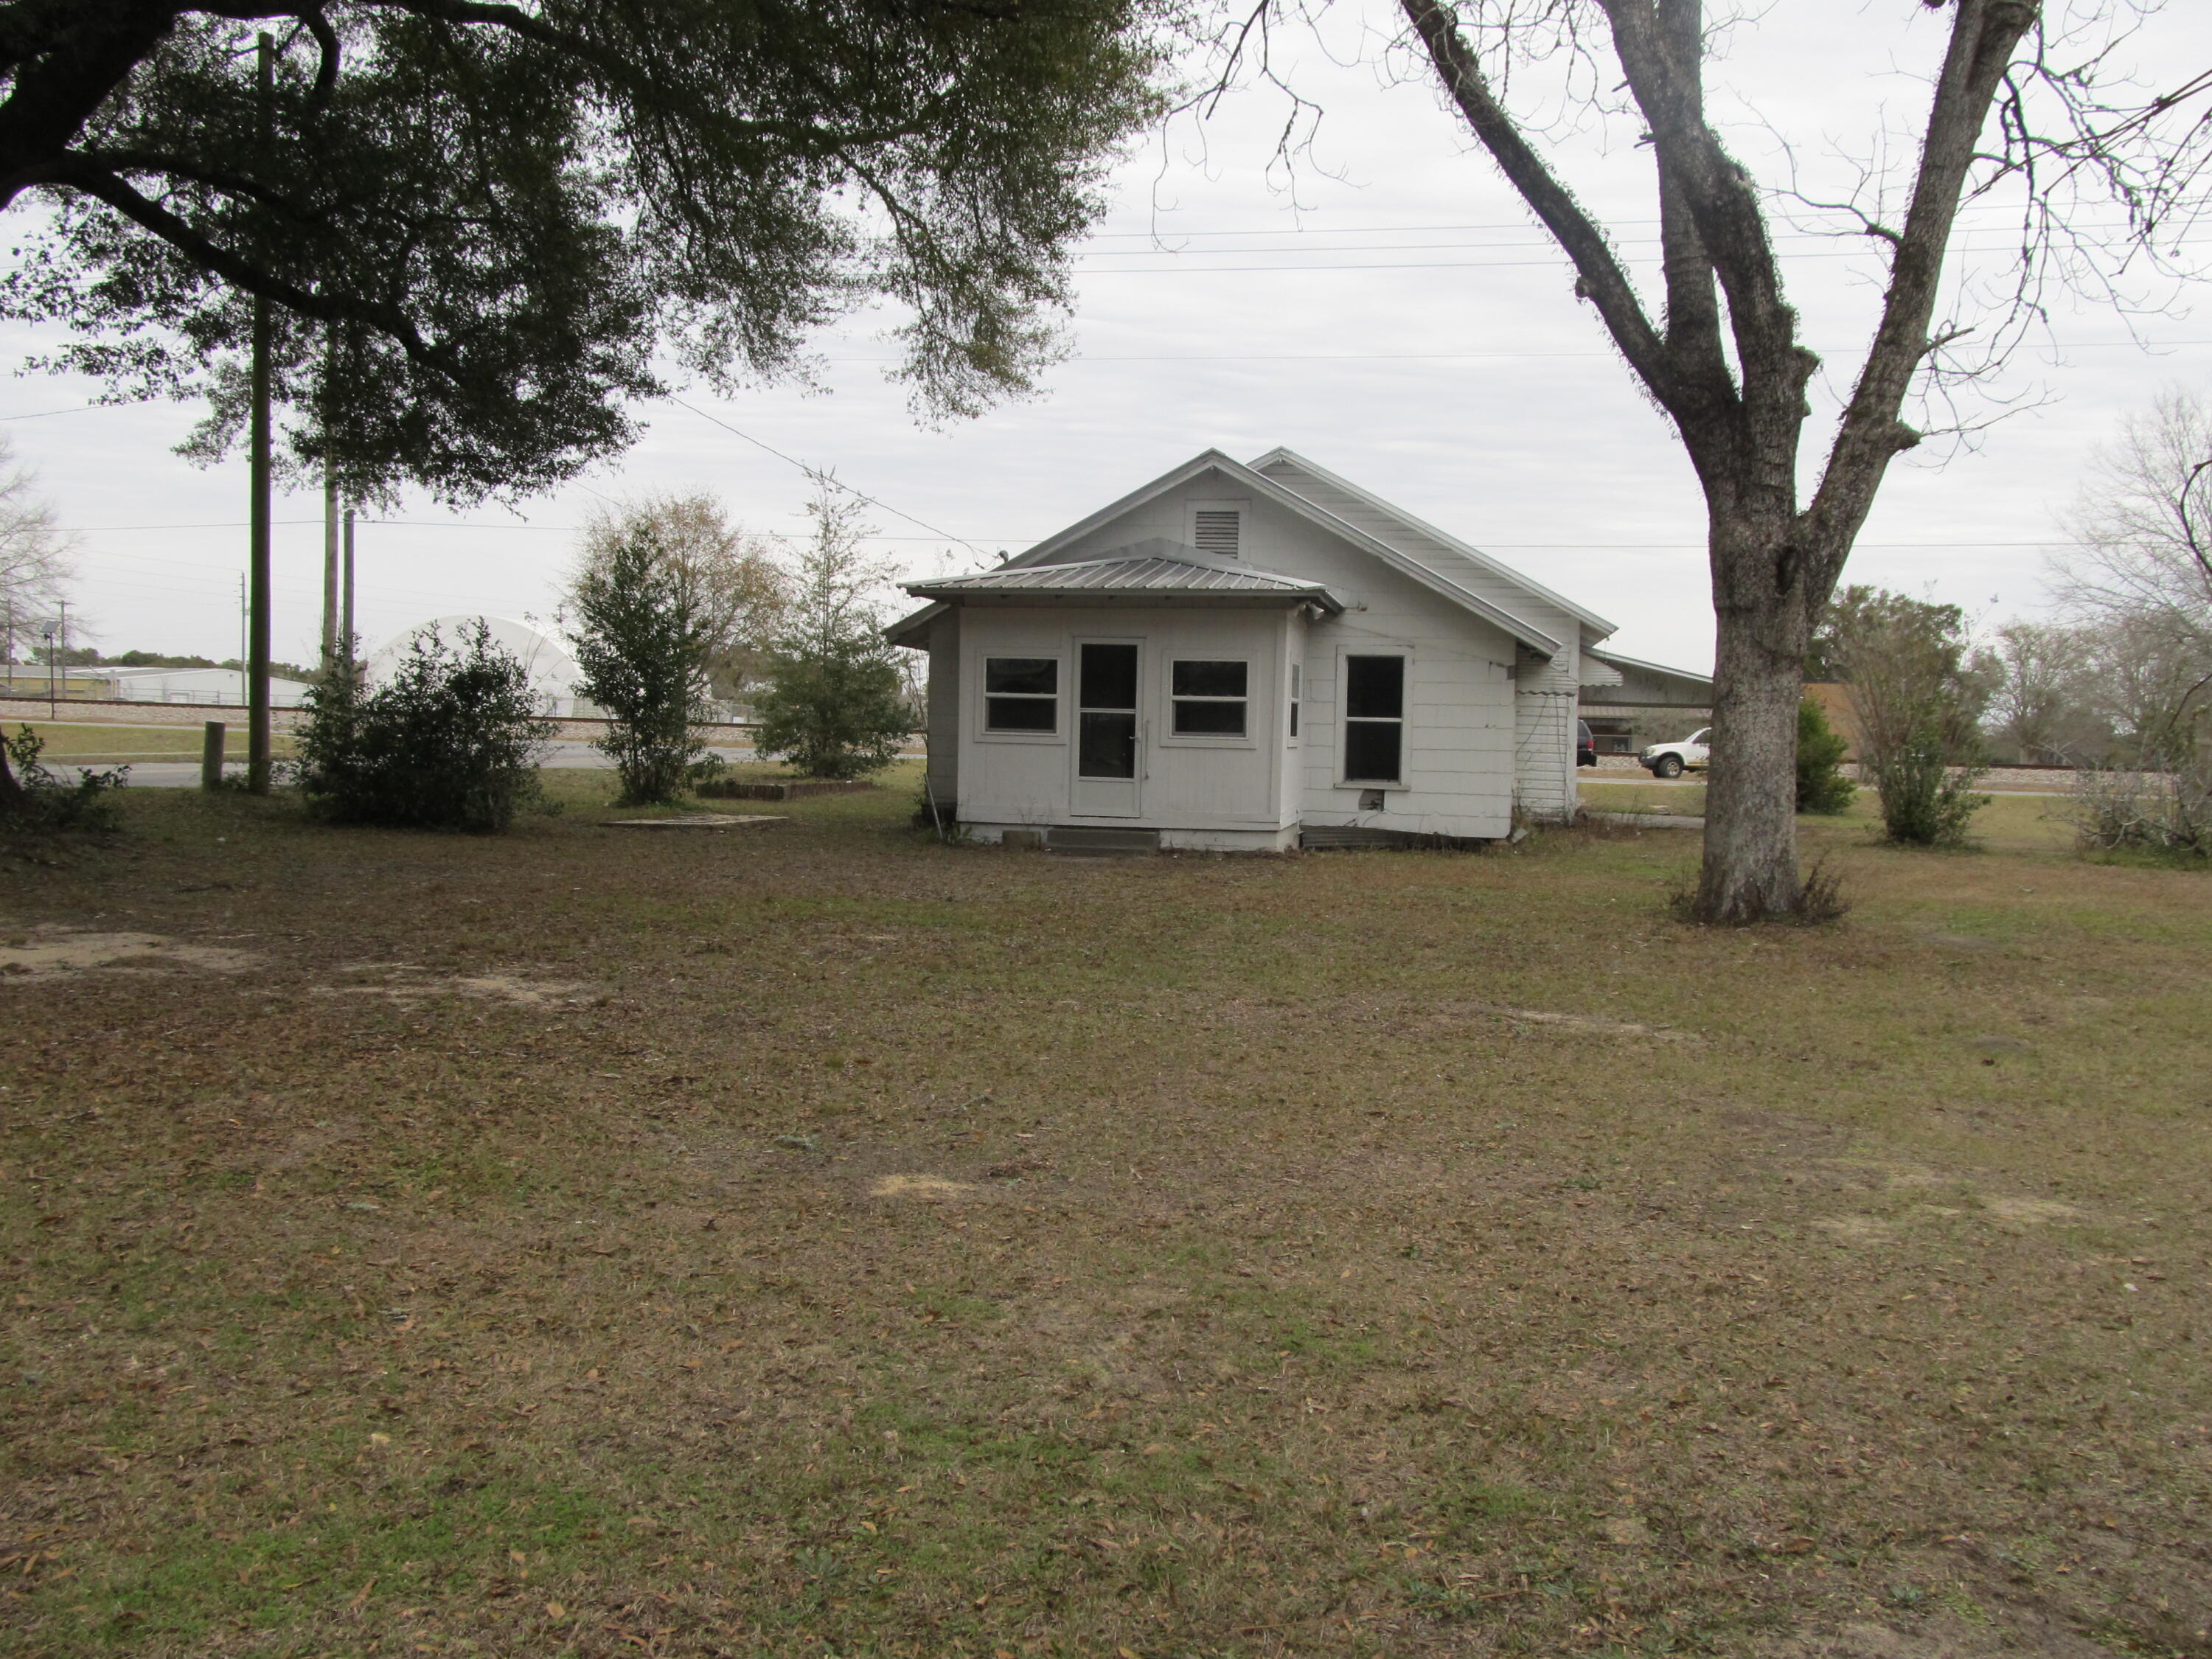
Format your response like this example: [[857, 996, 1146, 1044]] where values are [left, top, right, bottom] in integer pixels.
[[1046, 827, 1161, 855]]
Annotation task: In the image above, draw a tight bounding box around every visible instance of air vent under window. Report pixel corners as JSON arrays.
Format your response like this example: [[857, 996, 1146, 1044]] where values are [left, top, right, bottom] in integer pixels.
[[1192, 508, 1241, 557]]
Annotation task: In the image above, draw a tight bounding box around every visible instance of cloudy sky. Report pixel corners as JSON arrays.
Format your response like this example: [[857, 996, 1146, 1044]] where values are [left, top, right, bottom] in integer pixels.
[[9, 1, 2212, 673]]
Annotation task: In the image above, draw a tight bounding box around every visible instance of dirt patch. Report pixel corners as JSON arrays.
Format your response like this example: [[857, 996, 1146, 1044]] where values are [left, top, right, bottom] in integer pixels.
[[1811, 1215, 1897, 1245], [1462, 1003, 1687, 1039], [869, 1173, 981, 1200], [316, 970, 591, 1007], [0, 927, 262, 978], [1980, 1196, 2087, 1225], [1921, 931, 2000, 953]]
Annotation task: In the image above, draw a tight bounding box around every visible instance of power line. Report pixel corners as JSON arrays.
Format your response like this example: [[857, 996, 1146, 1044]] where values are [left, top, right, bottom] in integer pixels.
[[1075, 231, 2212, 260], [1075, 202, 2163, 241], [1074, 242, 2212, 276], [669, 397, 981, 555]]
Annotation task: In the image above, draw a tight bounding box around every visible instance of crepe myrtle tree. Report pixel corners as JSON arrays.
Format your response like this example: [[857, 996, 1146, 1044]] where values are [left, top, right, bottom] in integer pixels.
[[1207, 1, 2211, 920], [0, 0, 1176, 505]]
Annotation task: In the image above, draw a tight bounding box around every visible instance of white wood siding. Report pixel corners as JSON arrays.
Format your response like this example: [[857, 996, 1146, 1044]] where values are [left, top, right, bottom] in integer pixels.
[[925, 609, 960, 807], [956, 606, 1291, 834], [1075, 484, 1526, 839], [965, 459, 1599, 838]]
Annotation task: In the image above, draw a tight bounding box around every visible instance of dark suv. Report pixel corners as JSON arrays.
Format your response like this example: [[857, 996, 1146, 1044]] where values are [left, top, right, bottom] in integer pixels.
[[1576, 720, 1597, 766]]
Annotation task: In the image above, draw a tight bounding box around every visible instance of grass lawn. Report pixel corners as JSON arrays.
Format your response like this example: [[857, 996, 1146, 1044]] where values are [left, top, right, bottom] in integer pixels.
[[1, 722, 298, 763], [3, 768, 2209, 1658]]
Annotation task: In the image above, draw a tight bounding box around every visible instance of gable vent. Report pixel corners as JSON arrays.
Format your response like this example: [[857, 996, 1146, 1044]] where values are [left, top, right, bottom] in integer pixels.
[[1192, 508, 1242, 557]]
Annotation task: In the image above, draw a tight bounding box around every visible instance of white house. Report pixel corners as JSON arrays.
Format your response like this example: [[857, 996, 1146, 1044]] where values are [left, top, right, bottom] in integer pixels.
[[887, 447, 1626, 851]]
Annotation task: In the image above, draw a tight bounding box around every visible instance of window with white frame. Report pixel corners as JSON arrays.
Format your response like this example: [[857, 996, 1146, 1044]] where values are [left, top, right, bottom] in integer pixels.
[[1342, 654, 1405, 782], [1288, 661, 1301, 740], [1169, 658, 1248, 736], [983, 656, 1059, 733]]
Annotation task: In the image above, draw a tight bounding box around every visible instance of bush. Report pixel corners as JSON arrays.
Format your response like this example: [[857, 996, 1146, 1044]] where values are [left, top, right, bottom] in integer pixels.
[[753, 647, 912, 780], [2066, 761, 2212, 859], [1795, 698, 1854, 813], [295, 621, 552, 832], [0, 726, 127, 832], [567, 518, 720, 806], [750, 484, 913, 780], [1868, 728, 1989, 846]]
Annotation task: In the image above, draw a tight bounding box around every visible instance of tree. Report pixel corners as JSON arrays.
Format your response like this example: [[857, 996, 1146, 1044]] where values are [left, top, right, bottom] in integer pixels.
[[0, 434, 78, 810], [1986, 619, 2088, 762], [752, 487, 914, 780], [1795, 698, 1854, 815], [2075, 610, 2209, 765], [578, 493, 792, 706], [1214, 1, 2211, 918], [0, 2, 1174, 504], [1823, 585, 1992, 845], [0, 435, 75, 666], [567, 507, 728, 807], [2053, 387, 2212, 760]]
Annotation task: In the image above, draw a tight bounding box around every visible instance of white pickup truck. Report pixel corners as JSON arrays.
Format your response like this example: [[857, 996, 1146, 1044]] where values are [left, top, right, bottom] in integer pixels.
[[1638, 727, 1711, 779]]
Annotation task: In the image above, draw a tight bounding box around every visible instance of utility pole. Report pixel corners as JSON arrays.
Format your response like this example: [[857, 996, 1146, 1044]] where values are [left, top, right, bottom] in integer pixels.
[[321, 465, 339, 676], [341, 504, 356, 674], [246, 31, 276, 793]]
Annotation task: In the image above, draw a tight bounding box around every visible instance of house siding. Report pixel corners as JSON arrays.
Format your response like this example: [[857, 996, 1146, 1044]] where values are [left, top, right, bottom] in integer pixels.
[[1513, 644, 1579, 821], [906, 451, 1615, 844], [925, 609, 960, 810]]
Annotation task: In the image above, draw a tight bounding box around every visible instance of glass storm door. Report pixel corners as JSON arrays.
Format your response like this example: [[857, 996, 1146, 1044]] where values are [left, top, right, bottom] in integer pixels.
[[1072, 641, 1141, 817]]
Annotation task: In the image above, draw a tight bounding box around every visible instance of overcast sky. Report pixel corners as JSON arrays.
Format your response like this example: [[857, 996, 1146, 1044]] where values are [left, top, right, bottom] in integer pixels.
[[9, 1, 2212, 672]]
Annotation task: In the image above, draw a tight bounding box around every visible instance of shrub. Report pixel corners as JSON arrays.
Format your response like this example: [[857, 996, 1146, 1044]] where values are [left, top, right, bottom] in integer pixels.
[[751, 485, 913, 780], [1867, 728, 1989, 846], [1795, 697, 1854, 814], [753, 647, 912, 780], [2066, 760, 2212, 860], [567, 516, 720, 806], [295, 621, 552, 831], [0, 726, 126, 832]]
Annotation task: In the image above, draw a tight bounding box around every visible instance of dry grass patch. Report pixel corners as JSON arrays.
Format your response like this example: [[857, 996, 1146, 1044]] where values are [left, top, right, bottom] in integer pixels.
[[2, 768, 2208, 1658]]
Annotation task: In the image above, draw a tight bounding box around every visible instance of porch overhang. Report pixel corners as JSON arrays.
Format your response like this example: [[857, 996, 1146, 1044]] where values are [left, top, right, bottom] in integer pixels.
[[901, 540, 1346, 621]]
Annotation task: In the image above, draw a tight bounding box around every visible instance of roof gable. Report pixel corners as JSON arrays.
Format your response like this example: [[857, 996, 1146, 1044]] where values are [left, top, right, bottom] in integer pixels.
[[1249, 447, 1617, 638], [1001, 450, 1568, 656]]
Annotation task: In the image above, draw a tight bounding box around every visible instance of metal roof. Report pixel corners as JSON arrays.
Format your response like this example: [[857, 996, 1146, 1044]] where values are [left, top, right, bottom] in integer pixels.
[[904, 540, 1344, 612]]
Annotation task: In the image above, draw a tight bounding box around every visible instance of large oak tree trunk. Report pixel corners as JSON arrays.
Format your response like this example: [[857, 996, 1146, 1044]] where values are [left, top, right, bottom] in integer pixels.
[[1695, 576, 1811, 921]]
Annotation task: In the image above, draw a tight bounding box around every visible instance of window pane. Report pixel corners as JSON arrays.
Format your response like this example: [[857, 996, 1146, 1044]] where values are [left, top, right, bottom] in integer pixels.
[[1344, 719, 1402, 782], [1079, 710, 1137, 778], [1079, 644, 1138, 711], [1172, 659, 1246, 698], [986, 695, 1056, 732], [1174, 699, 1246, 736], [1290, 702, 1299, 738], [1345, 655, 1405, 720], [986, 657, 1057, 696]]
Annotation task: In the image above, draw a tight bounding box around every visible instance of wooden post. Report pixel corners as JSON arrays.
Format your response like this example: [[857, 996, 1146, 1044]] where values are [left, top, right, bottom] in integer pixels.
[[201, 722, 226, 790], [321, 466, 339, 675], [246, 31, 274, 794], [341, 504, 355, 673]]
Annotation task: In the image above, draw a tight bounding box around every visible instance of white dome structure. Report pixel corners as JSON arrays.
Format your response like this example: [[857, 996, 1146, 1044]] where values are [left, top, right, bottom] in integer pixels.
[[364, 615, 589, 716]]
